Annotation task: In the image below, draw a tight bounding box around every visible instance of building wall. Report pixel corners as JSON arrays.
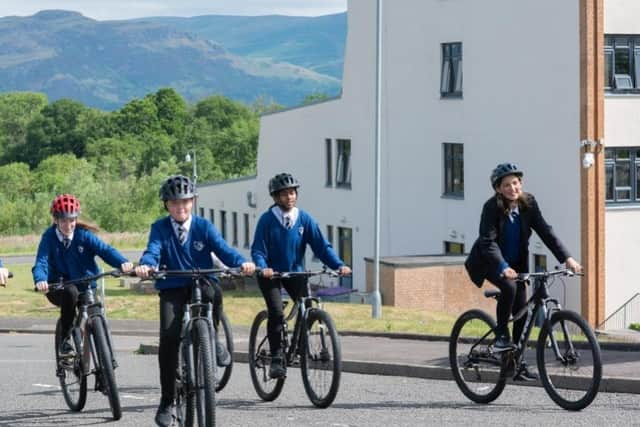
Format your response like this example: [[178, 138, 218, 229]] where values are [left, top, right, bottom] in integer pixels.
[[603, 0, 640, 319]]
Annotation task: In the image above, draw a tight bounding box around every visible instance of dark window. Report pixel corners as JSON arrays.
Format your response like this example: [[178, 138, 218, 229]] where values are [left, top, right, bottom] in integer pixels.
[[232, 212, 238, 246], [325, 138, 333, 187], [605, 35, 640, 92], [336, 139, 352, 189], [199, 207, 205, 217], [444, 241, 465, 255], [534, 254, 547, 272], [605, 147, 640, 204], [443, 143, 464, 197], [243, 213, 250, 248], [441, 42, 463, 98], [209, 209, 215, 224], [337, 227, 353, 288], [326, 225, 334, 247], [220, 210, 227, 240]]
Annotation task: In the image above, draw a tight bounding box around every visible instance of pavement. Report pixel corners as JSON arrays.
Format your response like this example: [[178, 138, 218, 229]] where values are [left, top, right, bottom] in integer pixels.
[[2, 316, 640, 395]]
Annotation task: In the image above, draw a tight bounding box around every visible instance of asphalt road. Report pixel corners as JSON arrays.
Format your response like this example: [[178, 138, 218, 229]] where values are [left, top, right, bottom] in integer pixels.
[[0, 333, 638, 426]]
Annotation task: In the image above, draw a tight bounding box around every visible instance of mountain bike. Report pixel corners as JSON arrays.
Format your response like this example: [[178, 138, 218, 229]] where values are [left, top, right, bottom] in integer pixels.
[[248, 268, 344, 408], [449, 269, 602, 411], [148, 267, 242, 427], [49, 270, 123, 420]]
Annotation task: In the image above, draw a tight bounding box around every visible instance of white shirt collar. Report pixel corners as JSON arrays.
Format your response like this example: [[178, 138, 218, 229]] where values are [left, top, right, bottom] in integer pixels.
[[271, 206, 299, 227], [171, 215, 192, 233], [55, 227, 73, 242]]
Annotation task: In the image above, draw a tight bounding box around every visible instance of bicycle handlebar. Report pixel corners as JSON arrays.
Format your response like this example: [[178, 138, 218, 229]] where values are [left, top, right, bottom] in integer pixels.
[[142, 267, 245, 280], [517, 268, 584, 281], [35, 269, 124, 292], [263, 267, 349, 279]]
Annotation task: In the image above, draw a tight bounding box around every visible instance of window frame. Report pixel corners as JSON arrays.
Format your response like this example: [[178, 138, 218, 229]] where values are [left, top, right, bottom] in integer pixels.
[[335, 138, 352, 189], [443, 143, 464, 198], [605, 35, 640, 93], [440, 42, 463, 98], [444, 241, 465, 255], [243, 213, 250, 248], [605, 147, 640, 204]]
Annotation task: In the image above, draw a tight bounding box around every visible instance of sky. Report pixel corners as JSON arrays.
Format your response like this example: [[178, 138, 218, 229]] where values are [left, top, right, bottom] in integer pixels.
[[0, 0, 347, 20]]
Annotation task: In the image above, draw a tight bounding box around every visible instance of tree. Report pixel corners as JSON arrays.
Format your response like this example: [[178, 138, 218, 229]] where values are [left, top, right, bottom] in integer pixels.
[[152, 88, 188, 137], [0, 92, 48, 162], [0, 163, 32, 201]]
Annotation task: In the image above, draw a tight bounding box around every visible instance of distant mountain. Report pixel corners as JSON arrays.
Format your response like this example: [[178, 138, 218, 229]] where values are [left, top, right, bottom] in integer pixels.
[[142, 13, 347, 79], [0, 10, 343, 110]]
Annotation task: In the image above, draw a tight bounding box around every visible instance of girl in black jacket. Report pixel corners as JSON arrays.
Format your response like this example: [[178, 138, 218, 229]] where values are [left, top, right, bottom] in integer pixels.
[[465, 163, 581, 380]]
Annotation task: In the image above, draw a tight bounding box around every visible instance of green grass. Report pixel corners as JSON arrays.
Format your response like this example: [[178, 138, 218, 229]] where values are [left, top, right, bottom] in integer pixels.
[[0, 262, 460, 335], [0, 232, 147, 255]]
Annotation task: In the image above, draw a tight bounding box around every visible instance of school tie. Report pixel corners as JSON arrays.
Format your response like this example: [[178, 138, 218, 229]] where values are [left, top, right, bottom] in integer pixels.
[[284, 215, 292, 229], [177, 225, 187, 245], [63, 237, 71, 249]]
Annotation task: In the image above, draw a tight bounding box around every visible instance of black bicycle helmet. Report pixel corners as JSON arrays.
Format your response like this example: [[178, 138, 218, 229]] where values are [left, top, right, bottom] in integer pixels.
[[268, 173, 300, 195], [160, 175, 196, 201], [490, 163, 523, 188]]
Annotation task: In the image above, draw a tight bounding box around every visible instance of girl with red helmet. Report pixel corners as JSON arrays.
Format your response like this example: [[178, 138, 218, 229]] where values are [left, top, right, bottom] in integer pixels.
[[33, 194, 133, 356]]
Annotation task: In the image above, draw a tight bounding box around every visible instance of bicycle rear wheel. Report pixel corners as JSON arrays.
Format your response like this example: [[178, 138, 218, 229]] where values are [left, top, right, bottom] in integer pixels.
[[449, 309, 506, 404], [301, 308, 341, 408], [215, 311, 233, 392], [91, 317, 122, 420], [248, 310, 285, 401], [55, 320, 87, 412], [193, 319, 216, 426], [537, 310, 602, 411]]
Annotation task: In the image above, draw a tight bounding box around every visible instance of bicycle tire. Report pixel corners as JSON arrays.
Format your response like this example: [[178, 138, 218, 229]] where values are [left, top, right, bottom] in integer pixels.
[[55, 320, 87, 412], [449, 309, 506, 404], [193, 319, 216, 426], [300, 308, 341, 408], [179, 336, 196, 427], [215, 311, 233, 392], [536, 309, 602, 411], [248, 310, 285, 401], [91, 318, 122, 420]]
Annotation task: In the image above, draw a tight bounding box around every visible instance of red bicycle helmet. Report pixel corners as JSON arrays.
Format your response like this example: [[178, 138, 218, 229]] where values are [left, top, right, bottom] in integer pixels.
[[51, 194, 81, 219]]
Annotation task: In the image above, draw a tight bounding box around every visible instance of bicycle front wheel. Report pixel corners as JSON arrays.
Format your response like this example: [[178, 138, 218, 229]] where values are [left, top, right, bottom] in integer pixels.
[[537, 310, 602, 411], [91, 317, 122, 420], [215, 311, 233, 392], [248, 310, 285, 401], [449, 309, 506, 404], [301, 308, 341, 408], [193, 319, 216, 427], [55, 320, 87, 412]]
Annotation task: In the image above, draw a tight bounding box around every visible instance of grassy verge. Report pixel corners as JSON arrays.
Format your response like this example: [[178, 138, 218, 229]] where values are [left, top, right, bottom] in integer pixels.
[[0, 262, 459, 335]]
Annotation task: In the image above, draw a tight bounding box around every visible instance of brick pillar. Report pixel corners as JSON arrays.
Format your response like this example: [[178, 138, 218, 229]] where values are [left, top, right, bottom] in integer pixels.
[[579, 0, 605, 327]]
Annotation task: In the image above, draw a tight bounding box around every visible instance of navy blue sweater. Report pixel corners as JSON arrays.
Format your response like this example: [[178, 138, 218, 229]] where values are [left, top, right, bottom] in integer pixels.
[[139, 215, 247, 290], [32, 225, 128, 290], [251, 208, 343, 272]]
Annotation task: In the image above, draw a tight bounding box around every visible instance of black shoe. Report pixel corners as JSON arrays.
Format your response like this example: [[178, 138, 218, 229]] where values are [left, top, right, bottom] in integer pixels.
[[216, 342, 231, 367], [155, 400, 174, 427], [59, 336, 75, 358], [493, 334, 513, 352], [513, 362, 538, 382], [269, 355, 286, 379]]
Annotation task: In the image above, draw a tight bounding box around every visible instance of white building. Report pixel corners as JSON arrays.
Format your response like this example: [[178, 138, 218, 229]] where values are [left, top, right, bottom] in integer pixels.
[[199, 0, 637, 328]]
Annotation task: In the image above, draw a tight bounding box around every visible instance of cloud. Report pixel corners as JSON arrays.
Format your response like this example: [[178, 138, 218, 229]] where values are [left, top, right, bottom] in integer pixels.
[[0, 0, 347, 20]]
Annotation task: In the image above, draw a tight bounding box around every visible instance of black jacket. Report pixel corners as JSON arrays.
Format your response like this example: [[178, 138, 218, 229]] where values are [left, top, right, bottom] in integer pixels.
[[465, 193, 570, 287]]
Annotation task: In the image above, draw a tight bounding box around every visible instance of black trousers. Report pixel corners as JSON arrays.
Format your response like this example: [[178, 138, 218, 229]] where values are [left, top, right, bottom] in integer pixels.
[[46, 285, 79, 338], [158, 284, 222, 404], [257, 275, 308, 355], [485, 271, 527, 343]]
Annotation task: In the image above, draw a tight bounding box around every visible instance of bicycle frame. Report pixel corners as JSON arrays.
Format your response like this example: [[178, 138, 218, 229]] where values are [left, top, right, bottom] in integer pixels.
[[281, 292, 323, 367]]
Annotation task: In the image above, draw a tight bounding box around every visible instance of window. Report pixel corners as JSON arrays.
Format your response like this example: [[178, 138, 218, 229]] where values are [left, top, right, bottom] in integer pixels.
[[605, 147, 640, 203], [209, 209, 215, 224], [441, 42, 462, 97], [443, 143, 464, 197], [335, 139, 352, 188], [534, 254, 547, 272], [337, 227, 353, 288], [220, 210, 227, 239], [444, 241, 465, 255], [243, 213, 250, 248], [605, 35, 640, 92], [325, 138, 333, 187], [232, 212, 238, 246], [199, 207, 205, 217], [326, 225, 334, 247]]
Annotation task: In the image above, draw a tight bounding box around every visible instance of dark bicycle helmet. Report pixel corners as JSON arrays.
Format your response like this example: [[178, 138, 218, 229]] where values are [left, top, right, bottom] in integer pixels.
[[51, 194, 81, 219], [160, 175, 196, 201], [490, 163, 523, 188], [268, 173, 300, 195]]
